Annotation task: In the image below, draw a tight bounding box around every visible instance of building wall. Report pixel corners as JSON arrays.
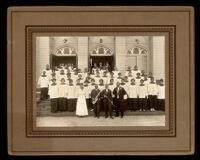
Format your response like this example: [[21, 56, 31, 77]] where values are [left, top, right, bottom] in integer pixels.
[[89, 36, 115, 52], [36, 37, 50, 82], [152, 36, 165, 80]]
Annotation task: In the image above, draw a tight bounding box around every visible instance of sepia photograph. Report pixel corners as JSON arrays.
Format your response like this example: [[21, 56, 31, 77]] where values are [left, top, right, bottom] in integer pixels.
[[36, 36, 165, 127]]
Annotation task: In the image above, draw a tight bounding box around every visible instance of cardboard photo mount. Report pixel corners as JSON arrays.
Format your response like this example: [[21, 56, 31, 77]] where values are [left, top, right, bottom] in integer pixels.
[[7, 6, 194, 155]]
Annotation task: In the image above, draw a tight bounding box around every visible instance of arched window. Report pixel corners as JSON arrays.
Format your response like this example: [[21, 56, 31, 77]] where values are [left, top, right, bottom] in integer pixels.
[[54, 45, 77, 56], [90, 45, 113, 56], [127, 45, 149, 55]]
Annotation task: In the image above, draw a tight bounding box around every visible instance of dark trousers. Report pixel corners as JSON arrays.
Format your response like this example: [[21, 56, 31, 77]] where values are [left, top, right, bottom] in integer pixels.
[[138, 98, 147, 110], [148, 95, 157, 110], [103, 99, 112, 118], [40, 88, 48, 100], [129, 98, 138, 111], [68, 99, 76, 112], [158, 99, 165, 111], [51, 98, 58, 113], [114, 98, 124, 118], [58, 98, 67, 111], [93, 101, 100, 118]]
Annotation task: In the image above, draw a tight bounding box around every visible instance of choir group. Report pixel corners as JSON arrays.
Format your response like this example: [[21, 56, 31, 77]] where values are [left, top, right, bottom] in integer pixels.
[[37, 64, 165, 118]]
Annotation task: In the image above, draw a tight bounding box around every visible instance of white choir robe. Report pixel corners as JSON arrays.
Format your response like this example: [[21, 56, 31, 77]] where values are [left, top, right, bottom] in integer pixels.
[[147, 83, 158, 96], [38, 76, 49, 88], [116, 77, 123, 83], [135, 77, 142, 86], [125, 71, 132, 76], [42, 69, 52, 78], [98, 84, 105, 91], [71, 75, 78, 84], [138, 85, 148, 98], [128, 84, 139, 98], [67, 85, 76, 99], [55, 70, 60, 77], [143, 80, 149, 88], [90, 74, 96, 79], [82, 73, 87, 80], [94, 76, 101, 84], [113, 71, 119, 78], [48, 84, 59, 99], [127, 76, 134, 82], [101, 76, 109, 84], [132, 70, 141, 78], [157, 85, 165, 99], [58, 84, 68, 98], [58, 74, 67, 83]]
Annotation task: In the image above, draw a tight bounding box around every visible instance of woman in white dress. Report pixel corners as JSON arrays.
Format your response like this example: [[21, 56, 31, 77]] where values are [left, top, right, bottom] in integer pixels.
[[75, 84, 88, 116]]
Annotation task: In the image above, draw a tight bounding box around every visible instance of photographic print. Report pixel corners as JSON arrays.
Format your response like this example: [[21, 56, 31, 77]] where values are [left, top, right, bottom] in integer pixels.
[[36, 36, 165, 127]]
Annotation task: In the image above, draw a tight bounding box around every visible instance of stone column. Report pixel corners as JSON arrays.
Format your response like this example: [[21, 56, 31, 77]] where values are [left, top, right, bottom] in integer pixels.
[[152, 36, 165, 80], [77, 37, 88, 72], [115, 37, 126, 75]]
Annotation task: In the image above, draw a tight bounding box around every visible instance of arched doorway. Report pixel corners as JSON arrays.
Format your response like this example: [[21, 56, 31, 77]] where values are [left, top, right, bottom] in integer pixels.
[[50, 45, 78, 68], [89, 46, 115, 72]]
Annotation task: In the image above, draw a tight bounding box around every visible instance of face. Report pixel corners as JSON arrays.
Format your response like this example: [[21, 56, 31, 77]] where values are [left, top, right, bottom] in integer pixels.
[[95, 84, 98, 89], [61, 79, 65, 83], [116, 82, 120, 87], [131, 79, 135, 83], [46, 64, 50, 70], [105, 84, 109, 89], [110, 79, 114, 84], [140, 80, 144, 84], [42, 71, 46, 75], [137, 73, 140, 77]]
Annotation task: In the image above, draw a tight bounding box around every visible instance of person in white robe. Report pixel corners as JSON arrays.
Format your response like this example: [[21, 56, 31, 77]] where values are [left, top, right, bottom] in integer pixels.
[[135, 73, 142, 86], [138, 79, 148, 111], [147, 77, 158, 111], [75, 84, 88, 116], [58, 78, 68, 111], [157, 79, 165, 111], [38, 71, 49, 100], [67, 79, 76, 112], [128, 78, 139, 111], [48, 78, 59, 112]]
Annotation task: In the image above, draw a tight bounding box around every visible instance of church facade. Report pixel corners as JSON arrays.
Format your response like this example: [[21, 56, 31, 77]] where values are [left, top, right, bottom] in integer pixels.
[[36, 36, 165, 81]]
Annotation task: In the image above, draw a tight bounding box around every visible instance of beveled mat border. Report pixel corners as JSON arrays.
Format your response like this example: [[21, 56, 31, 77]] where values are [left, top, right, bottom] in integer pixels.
[[26, 25, 175, 137]]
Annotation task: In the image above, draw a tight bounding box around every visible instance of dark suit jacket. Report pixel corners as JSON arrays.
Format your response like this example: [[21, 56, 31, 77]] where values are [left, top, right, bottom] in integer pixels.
[[113, 87, 126, 100], [91, 89, 101, 99], [101, 89, 112, 101]]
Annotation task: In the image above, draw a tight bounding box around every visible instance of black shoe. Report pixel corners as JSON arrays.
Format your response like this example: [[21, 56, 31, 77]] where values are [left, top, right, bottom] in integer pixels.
[[110, 116, 114, 119], [121, 116, 123, 118], [105, 116, 108, 118]]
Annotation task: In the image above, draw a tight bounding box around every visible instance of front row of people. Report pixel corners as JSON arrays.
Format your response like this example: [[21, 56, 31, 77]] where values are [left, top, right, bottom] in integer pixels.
[[47, 77, 165, 118]]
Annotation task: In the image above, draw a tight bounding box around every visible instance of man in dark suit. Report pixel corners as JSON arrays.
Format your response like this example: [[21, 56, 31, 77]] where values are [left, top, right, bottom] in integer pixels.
[[113, 82, 127, 118], [101, 84, 113, 119], [91, 84, 101, 118]]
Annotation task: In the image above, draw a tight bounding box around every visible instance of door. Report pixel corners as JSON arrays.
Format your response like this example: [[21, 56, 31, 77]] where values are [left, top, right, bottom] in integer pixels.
[[51, 55, 77, 68], [90, 56, 114, 72]]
